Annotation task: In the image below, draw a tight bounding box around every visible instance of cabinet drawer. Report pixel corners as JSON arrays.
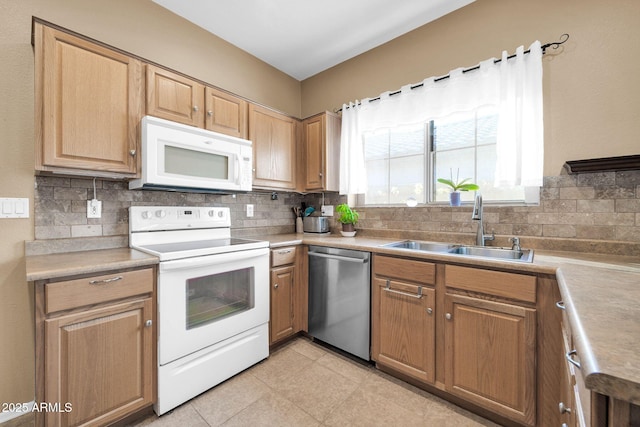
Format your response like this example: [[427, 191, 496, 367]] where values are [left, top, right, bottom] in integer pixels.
[[445, 265, 536, 303], [271, 246, 297, 267], [373, 255, 435, 285], [45, 268, 153, 314]]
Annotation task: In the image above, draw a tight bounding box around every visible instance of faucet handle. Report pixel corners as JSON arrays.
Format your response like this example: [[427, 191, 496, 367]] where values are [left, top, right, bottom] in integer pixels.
[[510, 236, 521, 251]]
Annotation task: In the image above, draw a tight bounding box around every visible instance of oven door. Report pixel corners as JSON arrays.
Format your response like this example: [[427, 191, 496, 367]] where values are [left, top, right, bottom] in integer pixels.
[[157, 247, 269, 365]]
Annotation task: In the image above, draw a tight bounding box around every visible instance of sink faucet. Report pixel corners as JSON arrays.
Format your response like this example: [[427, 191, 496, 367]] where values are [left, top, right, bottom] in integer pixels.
[[471, 192, 495, 246]]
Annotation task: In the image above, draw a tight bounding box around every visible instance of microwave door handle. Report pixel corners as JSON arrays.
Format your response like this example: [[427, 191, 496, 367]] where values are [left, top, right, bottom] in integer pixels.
[[235, 155, 240, 184]]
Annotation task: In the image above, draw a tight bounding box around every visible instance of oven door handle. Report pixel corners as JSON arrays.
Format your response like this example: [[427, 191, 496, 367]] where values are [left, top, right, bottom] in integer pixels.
[[159, 248, 269, 272]]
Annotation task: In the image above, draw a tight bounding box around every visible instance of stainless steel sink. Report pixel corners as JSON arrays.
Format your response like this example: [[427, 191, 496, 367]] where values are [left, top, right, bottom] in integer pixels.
[[448, 245, 534, 262], [382, 240, 455, 252], [381, 240, 534, 262]]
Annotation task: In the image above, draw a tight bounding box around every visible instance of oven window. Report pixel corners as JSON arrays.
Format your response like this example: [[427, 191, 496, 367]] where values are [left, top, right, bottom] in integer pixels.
[[186, 267, 254, 329], [165, 145, 229, 180]]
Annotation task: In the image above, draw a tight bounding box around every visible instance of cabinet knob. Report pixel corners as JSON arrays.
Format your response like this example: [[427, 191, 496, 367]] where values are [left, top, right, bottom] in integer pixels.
[[558, 402, 572, 414], [445, 313, 452, 320], [274, 283, 279, 289], [207, 110, 213, 117], [129, 149, 136, 156], [145, 320, 153, 328], [193, 106, 199, 112], [319, 173, 323, 177], [556, 301, 566, 310], [426, 308, 433, 315]]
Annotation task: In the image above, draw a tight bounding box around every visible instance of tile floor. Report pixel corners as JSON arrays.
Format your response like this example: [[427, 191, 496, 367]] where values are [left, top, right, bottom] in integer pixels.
[[134, 337, 500, 427]]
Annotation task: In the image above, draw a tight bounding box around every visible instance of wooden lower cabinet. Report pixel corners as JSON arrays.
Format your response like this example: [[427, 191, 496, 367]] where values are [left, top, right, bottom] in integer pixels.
[[374, 278, 435, 383], [35, 267, 155, 427], [44, 299, 153, 426], [270, 265, 295, 343], [371, 255, 436, 383], [444, 294, 537, 426], [269, 246, 307, 345], [371, 256, 547, 426]]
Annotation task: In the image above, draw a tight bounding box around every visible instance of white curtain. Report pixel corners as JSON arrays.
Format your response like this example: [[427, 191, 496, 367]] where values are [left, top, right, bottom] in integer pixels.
[[339, 101, 368, 195], [339, 40, 543, 194]]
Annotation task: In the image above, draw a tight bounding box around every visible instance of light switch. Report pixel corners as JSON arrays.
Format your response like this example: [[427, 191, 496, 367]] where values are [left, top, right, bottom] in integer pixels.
[[0, 198, 29, 218]]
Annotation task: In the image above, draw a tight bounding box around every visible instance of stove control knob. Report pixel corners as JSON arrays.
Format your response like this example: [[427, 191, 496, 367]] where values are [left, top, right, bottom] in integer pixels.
[[218, 210, 225, 218], [141, 210, 153, 219], [208, 209, 216, 217], [155, 210, 166, 219]]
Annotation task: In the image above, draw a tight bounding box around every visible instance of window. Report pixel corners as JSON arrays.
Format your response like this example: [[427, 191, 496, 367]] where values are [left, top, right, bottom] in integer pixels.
[[364, 124, 426, 205], [362, 107, 527, 206]]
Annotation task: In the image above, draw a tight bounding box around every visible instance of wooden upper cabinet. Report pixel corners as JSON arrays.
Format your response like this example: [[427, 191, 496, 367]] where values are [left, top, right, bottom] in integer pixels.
[[34, 23, 143, 177], [302, 111, 341, 192], [249, 104, 297, 190], [146, 65, 249, 139], [146, 65, 204, 127], [205, 87, 248, 139]]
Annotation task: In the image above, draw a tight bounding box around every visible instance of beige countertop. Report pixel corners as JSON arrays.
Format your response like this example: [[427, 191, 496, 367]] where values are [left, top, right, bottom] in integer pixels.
[[26, 247, 158, 282], [26, 233, 640, 404]]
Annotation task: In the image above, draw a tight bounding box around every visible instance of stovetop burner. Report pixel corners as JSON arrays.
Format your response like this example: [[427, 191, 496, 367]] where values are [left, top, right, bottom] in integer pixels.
[[129, 206, 268, 261]]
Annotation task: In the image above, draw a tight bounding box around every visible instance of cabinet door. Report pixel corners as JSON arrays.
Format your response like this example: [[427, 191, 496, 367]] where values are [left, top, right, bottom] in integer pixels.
[[445, 294, 536, 426], [373, 278, 435, 384], [303, 114, 325, 191], [205, 87, 248, 138], [302, 112, 341, 192], [146, 65, 204, 127], [270, 265, 295, 344], [249, 104, 297, 190], [45, 298, 153, 427], [36, 24, 142, 175]]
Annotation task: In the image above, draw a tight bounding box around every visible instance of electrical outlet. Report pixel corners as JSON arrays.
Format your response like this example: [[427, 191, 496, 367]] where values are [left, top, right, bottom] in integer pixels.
[[321, 205, 334, 216], [246, 204, 254, 217], [87, 199, 102, 218]]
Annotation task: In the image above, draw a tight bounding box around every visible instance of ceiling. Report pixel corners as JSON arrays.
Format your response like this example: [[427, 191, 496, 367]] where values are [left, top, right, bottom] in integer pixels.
[[151, 0, 476, 81]]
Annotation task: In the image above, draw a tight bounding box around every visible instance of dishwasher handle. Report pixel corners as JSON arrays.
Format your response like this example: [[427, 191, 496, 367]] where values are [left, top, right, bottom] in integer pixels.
[[308, 251, 368, 263]]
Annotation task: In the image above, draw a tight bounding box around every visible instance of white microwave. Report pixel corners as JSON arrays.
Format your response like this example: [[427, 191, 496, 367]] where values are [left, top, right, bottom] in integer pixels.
[[129, 116, 253, 193]]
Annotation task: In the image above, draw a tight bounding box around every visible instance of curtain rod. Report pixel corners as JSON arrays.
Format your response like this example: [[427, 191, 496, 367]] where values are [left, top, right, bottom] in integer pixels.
[[336, 34, 569, 112]]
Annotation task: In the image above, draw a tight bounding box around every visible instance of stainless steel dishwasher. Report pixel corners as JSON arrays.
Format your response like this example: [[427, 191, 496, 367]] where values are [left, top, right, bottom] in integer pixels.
[[308, 245, 371, 360]]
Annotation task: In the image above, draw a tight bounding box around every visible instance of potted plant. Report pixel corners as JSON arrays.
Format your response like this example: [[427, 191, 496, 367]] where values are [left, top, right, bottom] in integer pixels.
[[335, 203, 359, 237], [437, 169, 479, 206]]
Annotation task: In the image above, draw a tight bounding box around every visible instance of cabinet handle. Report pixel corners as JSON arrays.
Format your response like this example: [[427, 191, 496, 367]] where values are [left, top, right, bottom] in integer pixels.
[[207, 110, 213, 117], [566, 350, 581, 369], [193, 106, 199, 112], [89, 276, 123, 285], [558, 402, 572, 414], [129, 149, 136, 156], [145, 320, 153, 328], [445, 313, 452, 320], [384, 280, 422, 299], [274, 283, 279, 289], [556, 301, 566, 310], [277, 249, 292, 254], [426, 308, 433, 315]]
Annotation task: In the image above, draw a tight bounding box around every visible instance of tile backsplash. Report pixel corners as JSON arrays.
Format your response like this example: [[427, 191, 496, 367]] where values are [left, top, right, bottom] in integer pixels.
[[28, 171, 640, 256]]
